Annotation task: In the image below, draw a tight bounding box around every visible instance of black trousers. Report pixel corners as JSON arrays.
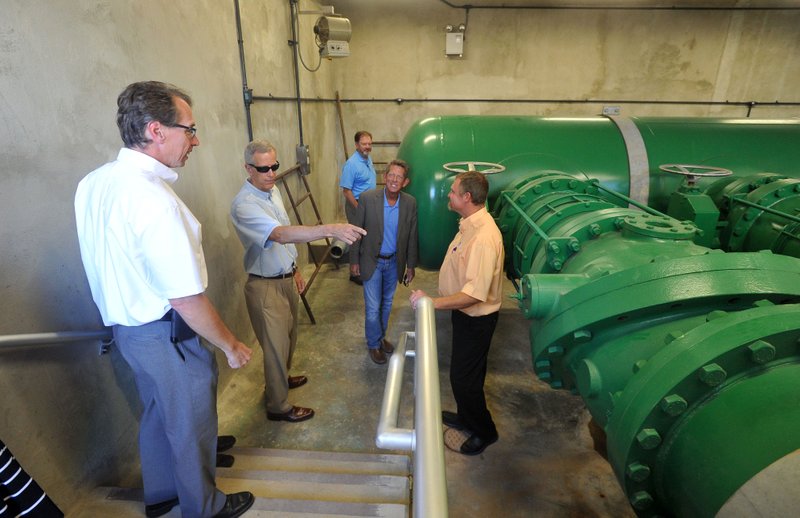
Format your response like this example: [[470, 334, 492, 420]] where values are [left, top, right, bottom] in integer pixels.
[[450, 309, 499, 439]]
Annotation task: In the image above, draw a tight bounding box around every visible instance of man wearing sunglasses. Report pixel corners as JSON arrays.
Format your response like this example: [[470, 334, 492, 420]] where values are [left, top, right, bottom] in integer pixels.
[[340, 130, 377, 285], [231, 140, 366, 423]]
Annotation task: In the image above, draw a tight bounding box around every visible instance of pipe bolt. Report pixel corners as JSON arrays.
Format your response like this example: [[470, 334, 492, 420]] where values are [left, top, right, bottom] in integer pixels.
[[547, 345, 564, 357], [549, 242, 561, 253], [535, 360, 551, 371], [630, 491, 654, 511], [748, 340, 776, 364], [636, 428, 661, 450], [589, 224, 601, 237], [660, 394, 688, 416], [626, 462, 651, 482], [706, 310, 727, 321], [698, 363, 727, 386], [573, 329, 592, 343], [550, 259, 563, 271], [569, 241, 581, 253], [664, 330, 684, 344]]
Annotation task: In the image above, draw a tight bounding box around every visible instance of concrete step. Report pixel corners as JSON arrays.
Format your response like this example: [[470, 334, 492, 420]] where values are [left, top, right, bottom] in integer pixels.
[[223, 447, 410, 477], [68, 448, 411, 517]]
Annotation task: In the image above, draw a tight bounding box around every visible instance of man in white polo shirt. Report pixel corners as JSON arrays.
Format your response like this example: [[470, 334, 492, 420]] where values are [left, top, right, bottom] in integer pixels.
[[75, 81, 254, 518]]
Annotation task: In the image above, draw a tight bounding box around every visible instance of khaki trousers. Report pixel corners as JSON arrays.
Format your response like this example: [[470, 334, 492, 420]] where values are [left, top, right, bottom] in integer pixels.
[[244, 275, 298, 414]]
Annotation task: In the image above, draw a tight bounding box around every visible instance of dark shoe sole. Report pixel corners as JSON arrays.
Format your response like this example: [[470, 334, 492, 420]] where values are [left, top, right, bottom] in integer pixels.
[[216, 453, 235, 468], [217, 435, 236, 452], [460, 434, 498, 456], [145, 497, 178, 518]]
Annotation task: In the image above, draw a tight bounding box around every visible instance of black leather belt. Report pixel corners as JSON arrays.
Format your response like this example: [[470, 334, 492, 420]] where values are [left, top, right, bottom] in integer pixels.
[[159, 309, 174, 321], [377, 253, 395, 259], [249, 272, 292, 280]]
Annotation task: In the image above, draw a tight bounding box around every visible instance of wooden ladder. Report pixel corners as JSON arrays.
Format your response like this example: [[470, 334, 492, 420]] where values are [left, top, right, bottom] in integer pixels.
[[273, 164, 336, 325]]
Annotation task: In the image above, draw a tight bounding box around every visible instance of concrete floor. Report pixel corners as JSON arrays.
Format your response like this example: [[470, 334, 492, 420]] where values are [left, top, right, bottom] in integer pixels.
[[217, 262, 635, 518]]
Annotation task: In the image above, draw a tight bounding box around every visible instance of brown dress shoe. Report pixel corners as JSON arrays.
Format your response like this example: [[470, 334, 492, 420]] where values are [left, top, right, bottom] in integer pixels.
[[267, 405, 315, 422], [381, 339, 394, 354], [369, 348, 387, 364], [288, 375, 308, 389]]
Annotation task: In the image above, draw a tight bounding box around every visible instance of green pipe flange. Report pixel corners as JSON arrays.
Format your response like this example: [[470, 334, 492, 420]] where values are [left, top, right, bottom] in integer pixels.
[[726, 177, 800, 251], [705, 172, 785, 218], [603, 303, 800, 516], [531, 252, 800, 388]]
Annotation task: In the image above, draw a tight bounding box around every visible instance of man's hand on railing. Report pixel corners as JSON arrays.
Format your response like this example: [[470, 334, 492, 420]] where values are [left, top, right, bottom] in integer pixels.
[[409, 289, 428, 310]]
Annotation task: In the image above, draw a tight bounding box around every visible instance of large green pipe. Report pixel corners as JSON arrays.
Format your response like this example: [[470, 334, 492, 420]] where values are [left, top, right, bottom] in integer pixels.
[[398, 116, 800, 269], [397, 116, 800, 517]]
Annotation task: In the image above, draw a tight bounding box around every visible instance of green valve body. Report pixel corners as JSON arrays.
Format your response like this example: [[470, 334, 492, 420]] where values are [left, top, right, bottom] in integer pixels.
[[398, 116, 800, 517]]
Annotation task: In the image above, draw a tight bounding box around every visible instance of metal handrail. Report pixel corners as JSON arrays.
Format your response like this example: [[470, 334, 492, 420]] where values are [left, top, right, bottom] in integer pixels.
[[376, 296, 448, 517], [0, 330, 113, 351]]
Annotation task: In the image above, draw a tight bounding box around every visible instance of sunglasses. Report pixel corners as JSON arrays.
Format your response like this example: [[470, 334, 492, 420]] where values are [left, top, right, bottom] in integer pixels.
[[249, 162, 280, 173]]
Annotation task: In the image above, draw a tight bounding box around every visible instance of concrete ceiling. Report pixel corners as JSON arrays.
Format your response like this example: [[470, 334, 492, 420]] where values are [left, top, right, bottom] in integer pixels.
[[328, 0, 800, 11]]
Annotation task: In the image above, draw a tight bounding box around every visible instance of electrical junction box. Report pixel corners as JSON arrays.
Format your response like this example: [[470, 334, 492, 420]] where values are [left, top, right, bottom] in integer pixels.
[[446, 33, 463, 57], [321, 40, 350, 58]]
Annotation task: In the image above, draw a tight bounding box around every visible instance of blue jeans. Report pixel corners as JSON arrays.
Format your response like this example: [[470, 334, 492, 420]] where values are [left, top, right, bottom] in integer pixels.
[[363, 256, 398, 349]]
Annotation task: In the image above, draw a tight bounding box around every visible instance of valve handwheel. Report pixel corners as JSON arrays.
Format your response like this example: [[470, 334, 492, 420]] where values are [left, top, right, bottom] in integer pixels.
[[442, 161, 506, 175], [659, 164, 732, 186]]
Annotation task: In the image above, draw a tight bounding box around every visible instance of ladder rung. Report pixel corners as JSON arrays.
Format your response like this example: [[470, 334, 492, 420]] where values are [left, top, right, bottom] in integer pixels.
[[296, 193, 311, 204]]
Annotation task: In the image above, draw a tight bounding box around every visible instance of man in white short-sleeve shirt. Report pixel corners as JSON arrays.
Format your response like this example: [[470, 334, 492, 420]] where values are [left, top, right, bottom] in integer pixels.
[[75, 81, 254, 518]]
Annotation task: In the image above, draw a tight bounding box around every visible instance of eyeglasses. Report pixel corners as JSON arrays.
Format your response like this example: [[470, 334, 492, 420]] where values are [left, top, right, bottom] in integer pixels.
[[249, 162, 280, 173], [172, 123, 197, 138], [385, 173, 405, 181]]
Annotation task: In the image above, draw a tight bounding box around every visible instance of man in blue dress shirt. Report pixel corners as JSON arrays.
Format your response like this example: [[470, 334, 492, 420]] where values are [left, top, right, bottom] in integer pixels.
[[340, 130, 377, 284]]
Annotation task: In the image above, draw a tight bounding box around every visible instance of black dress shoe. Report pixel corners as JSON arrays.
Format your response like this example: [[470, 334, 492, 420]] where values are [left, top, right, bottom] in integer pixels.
[[288, 375, 308, 389], [267, 405, 315, 422], [460, 432, 498, 456], [349, 275, 363, 286], [381, 339, 394, 354], [217, 435, 236, 452], [442, 410, 466, 430], [216, 453, 235, 468], [213, 491, 254, 518], [145, 497, 178, 518]]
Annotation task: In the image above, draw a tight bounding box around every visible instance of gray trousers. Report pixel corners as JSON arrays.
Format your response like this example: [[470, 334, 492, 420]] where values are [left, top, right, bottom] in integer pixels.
[[113, 320, 225, 518]]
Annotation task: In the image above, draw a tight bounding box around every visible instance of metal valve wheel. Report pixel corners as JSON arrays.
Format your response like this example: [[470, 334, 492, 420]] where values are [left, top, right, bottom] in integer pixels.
[[442, 161, 506, 175], [659, 164, 733, 186]]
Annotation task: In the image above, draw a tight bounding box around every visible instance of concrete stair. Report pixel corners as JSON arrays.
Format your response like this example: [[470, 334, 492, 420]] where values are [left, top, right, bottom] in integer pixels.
[[68, 447, 411, 517]]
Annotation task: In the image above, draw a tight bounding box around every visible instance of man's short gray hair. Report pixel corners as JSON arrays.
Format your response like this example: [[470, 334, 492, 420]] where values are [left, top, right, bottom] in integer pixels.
[[244, 140, 276, 164]]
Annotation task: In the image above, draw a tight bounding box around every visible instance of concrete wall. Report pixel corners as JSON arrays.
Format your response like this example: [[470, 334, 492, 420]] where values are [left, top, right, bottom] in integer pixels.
[[2, 0, 799, 513]]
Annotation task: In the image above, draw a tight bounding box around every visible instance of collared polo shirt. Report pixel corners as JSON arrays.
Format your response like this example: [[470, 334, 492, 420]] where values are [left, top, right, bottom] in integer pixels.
[[230, 180, 297, 277], [438, 207, 504, 317], [340, 152, 376, 200], [75, 147, 208, 326]]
